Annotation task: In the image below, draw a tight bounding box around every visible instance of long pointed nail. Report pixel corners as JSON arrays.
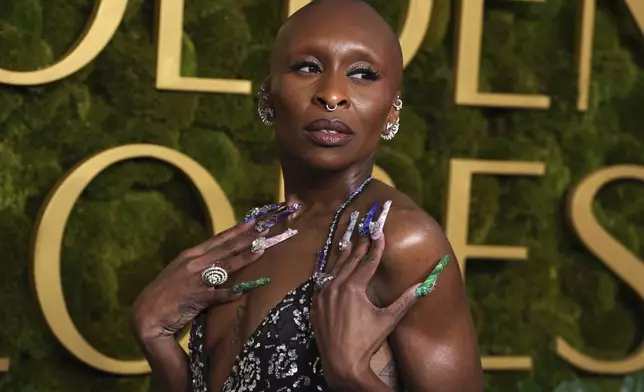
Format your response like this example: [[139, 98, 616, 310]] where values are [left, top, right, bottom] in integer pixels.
[[370, 200, 391, 240], [415, 255, 450, 298], [338, 211, 360, 251], [243, 202, 286, 223], [250, 228, 298, 254], [254, 204, 301, 232], [232, 277, 271, 293], [359, 201, 379, 236]]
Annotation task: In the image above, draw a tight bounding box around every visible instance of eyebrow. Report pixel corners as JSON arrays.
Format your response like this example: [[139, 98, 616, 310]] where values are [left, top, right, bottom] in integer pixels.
[[285, 40, 384, 67]]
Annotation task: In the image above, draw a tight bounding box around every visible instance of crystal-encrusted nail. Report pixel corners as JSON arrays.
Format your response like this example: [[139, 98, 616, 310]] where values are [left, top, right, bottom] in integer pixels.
[[370, 200, 391, 240], [338, 211, 359, 251], [415, 254, 450, 298], [254, 203, 301, 232], [244, 202, 286, 223], [359, 201, 379, 236], [251, 229, 298, 253]]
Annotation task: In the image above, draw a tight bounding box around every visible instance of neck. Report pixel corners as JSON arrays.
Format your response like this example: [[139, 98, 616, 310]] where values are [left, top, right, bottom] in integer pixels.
[[280, 156, 373, 212]]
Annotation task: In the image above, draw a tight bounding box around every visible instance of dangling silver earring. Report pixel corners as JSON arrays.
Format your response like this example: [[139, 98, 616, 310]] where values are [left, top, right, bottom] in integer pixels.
[[257, 83, 274, 126], [382, 97, 403, 140]]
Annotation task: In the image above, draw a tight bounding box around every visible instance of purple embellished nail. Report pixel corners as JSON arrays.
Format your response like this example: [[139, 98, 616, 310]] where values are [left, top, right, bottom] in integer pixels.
[[243, 202, 286, 223], [254, 203, 301, 232], [359, 202, 379, 236], [370, 200, 391, 240]]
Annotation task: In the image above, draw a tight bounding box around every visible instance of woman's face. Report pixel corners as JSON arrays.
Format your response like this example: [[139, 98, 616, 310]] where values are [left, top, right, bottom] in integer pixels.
[[268, 1, 402, 171]]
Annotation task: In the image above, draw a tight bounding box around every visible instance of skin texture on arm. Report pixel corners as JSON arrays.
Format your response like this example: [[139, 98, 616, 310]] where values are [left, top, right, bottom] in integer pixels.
[[134, 336, 191, 392], [370, 205, 484, 392]]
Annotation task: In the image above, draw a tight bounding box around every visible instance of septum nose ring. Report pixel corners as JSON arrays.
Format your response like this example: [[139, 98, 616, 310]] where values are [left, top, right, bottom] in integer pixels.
[[325, 103, 337, 112]]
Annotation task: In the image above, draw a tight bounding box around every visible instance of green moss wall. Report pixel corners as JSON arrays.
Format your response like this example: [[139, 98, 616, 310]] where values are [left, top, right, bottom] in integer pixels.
[[0, 0, 642, 391]]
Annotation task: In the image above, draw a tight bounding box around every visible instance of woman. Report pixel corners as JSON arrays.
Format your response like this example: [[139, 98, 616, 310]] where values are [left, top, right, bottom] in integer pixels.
[[131, 0, 484, 391]]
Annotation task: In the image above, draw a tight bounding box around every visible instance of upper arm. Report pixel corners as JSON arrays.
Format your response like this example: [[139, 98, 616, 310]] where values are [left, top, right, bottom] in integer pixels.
[[371, 209, 484, 392]]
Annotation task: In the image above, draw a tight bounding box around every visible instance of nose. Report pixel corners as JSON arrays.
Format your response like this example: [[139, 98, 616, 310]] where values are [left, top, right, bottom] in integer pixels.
[[313, 74, 350, 111]]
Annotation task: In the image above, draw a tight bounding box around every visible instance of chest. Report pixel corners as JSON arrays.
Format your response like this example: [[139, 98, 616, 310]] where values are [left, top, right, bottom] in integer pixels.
[[204, 219, 334, 346]]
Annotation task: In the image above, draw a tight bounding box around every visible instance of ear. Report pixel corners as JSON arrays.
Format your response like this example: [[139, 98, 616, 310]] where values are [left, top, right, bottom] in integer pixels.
[[385, 93, 402, 127], [259, 77, 272, 98]]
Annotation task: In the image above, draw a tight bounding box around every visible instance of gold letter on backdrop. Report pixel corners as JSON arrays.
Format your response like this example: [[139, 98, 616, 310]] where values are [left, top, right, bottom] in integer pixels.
[[32, 144, 236, 375], [287, 0, 432, 68], [445, 158, 545, 371], [0, 1, 127, 86], [576, 0, 644, 111], [624, 0, 644, 33], [454, 0, 551, 109], [0, 358, 8, 372], [558, 165, 644, 374], [156, 0, 252, 95]]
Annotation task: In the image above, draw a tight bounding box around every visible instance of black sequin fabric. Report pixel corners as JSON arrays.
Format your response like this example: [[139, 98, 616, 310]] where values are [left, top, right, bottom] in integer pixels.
[[189, 277, 328, 391]]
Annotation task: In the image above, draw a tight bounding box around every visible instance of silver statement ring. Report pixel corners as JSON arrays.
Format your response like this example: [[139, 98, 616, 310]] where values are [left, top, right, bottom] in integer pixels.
[[314, 272, 335, 289], [201, 265, 228, 287], [338, 240, 350, 252]]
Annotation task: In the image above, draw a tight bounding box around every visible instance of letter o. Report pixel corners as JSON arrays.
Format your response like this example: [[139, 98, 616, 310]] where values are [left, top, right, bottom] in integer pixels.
[[0, 0, 127, 85], [32, 144, 236, 375]]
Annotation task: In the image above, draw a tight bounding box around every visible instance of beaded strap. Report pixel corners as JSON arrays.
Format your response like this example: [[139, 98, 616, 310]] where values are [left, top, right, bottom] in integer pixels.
[[314, 175, 372, 275]]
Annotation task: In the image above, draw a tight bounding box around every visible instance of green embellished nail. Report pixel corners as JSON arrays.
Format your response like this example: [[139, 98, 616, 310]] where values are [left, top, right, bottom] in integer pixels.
[[232, 277, 271, 294], [415, 255, 450, 299]]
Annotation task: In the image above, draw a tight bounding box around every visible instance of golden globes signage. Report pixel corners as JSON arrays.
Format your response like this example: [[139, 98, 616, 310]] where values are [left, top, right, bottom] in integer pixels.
[[0, 0, 643, 378]]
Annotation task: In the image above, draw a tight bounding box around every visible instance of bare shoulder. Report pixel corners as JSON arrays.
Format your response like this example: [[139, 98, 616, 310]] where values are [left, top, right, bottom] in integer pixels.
[[366, 181, 460, 306], [365, 181, 484, 391]]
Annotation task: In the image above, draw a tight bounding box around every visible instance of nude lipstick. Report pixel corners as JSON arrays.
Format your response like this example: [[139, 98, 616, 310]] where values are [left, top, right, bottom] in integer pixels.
[[303, 119, 354, 147]]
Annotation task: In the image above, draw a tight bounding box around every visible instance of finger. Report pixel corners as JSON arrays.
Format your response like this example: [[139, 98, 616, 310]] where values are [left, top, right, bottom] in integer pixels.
[[325, 211, 359, 276], [358, 201, 380, 237], [386, 284, 420, 325], [351, 232, 385, 286], [211, 277, 271, 304], [333, 234, 370, 283], [210, 225, 269, 259], [387, 254, 451, 320], [337, 210, 360, 252], [351, 200, 392, 284], [216, 229, 299, 274], [253, 203, 302, 233], [242, 202, 286, 223], [231, 277, 271, 294], [330, 201, 379, 279], [414, 254, 450, 299], [196, 221, 258, 255], [368, 200, 391, 241]]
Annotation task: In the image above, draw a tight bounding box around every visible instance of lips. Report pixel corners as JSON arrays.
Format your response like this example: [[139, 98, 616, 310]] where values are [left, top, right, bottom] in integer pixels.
[[303, 119, 354, 147]]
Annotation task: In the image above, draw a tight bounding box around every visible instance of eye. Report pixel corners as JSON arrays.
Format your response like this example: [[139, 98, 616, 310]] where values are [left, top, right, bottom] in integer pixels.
[[290, 60, 322, 74], [348, 65, 382, 81]]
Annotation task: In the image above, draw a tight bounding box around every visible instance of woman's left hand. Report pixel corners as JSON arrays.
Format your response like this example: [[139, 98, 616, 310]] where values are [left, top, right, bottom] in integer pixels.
[[310, 202, 426, 389]]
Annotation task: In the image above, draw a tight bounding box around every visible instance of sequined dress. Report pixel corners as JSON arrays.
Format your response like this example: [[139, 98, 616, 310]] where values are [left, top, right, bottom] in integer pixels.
[[189, 176, 373, 392], [189, 276, 326, 391]]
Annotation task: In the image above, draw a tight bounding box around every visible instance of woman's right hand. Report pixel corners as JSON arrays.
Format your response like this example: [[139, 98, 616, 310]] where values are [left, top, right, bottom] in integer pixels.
[[131, 219, 296, 342]]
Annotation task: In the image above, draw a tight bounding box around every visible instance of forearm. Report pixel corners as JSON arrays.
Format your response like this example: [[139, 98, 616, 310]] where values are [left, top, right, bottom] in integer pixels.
[[137, 336, 191, 392]]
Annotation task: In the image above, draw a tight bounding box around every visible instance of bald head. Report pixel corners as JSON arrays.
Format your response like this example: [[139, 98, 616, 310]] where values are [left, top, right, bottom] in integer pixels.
[[270, 0, 403, 81]]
